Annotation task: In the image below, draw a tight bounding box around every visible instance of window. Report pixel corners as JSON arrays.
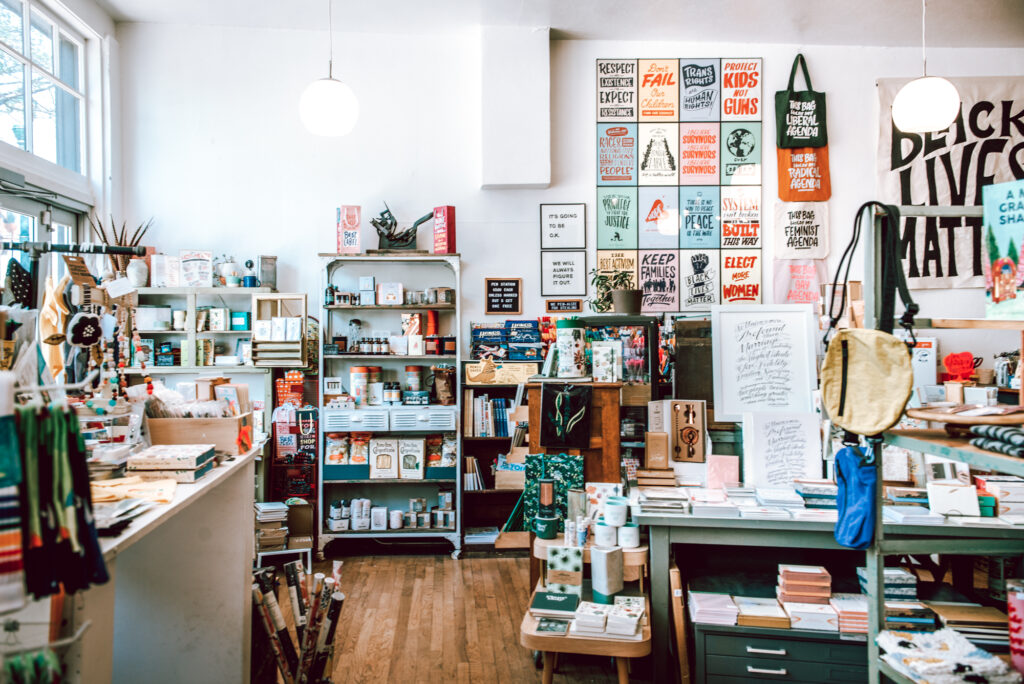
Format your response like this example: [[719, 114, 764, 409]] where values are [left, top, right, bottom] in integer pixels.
[[0, 0, 82, 174], [0, 191, 81, 296]]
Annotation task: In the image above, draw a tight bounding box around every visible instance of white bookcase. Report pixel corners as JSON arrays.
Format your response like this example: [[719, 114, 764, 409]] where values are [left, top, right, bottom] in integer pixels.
[[317, 254, 463, 559]]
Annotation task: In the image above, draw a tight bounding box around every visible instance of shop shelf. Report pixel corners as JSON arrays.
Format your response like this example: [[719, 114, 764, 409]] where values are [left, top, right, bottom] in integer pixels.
[[323, 354, 457, 361], [325, 304, 454, 311], [884, 429, 1024, 479]]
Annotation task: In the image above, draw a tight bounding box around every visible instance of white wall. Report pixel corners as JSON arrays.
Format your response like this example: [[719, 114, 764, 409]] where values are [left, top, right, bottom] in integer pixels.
[[118, 23, 1024, 361]]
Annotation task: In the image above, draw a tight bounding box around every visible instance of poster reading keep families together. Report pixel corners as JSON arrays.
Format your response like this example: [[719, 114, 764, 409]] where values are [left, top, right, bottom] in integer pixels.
[[597, 58, 763, 311]]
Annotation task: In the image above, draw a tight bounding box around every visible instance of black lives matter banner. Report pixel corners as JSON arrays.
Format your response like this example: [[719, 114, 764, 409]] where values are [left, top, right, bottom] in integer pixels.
[[878, 76, 1024, 289]]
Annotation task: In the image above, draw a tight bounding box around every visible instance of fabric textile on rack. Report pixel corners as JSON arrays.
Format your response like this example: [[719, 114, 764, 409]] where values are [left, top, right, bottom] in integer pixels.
[[15, 398, 108, 599], [0, 372, 24, 613]]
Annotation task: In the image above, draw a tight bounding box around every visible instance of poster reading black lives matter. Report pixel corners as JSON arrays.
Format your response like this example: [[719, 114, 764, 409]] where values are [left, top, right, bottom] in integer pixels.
[[877, 76, 1024, 290], [597, 59, 637, 122], [773, 202, 829, 259], [596, 57, 761, 312], [680, 248, 721, 310]]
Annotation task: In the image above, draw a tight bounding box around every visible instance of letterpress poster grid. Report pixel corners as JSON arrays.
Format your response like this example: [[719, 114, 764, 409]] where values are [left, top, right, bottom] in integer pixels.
[[597, 58, 763, 311]]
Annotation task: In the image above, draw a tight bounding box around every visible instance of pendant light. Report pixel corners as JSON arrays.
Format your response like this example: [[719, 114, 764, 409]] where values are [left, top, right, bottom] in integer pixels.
[[299, 0, 359, 136], [890, 0, 961, 133]]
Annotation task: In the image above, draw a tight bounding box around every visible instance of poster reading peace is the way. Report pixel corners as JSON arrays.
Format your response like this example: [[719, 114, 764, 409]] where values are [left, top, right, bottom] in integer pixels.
[[596, 57, 762, 312]]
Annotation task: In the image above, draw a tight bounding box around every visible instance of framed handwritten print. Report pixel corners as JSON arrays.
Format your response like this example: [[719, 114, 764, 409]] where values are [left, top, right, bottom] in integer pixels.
[[710, 304, 816, 421]]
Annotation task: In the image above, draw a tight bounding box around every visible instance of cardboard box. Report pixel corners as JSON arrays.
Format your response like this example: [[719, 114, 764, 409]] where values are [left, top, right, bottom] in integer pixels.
[[256, 521, 283, 531], [645, 431, 669, 470], [147, 412, 253, 456], [288, 502, 314, 536], [288, 535, 313, 550]]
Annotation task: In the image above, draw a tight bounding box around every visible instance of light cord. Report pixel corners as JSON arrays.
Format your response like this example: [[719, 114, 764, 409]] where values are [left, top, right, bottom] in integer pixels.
[[921, 0, 927, 76], [328, 0, 334, 78]]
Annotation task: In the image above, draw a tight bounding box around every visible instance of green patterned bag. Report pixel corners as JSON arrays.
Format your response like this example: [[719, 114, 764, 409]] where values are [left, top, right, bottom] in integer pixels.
[[524, 452, 584, 532]]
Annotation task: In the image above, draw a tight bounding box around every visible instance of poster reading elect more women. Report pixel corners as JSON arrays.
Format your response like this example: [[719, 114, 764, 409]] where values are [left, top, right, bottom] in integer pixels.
[[597, 57, 762, 312]]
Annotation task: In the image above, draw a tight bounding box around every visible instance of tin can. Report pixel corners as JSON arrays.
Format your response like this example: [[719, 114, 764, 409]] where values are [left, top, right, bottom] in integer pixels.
[[389, 509, 404, 529], [417, 512, 431, 528], [425, 335, 440, 355], [405, 366, 422, 392], [442, 336, 457, 356], [350, 366, 369, 406], [368, 366, 382, 384]]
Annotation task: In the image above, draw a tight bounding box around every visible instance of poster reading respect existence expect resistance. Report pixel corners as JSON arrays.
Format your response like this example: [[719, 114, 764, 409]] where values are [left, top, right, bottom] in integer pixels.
[[598, 58, 763, 311]]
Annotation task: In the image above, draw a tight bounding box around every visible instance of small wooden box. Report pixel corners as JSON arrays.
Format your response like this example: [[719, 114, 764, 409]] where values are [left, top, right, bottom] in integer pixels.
[[147, 412, 253, 456]]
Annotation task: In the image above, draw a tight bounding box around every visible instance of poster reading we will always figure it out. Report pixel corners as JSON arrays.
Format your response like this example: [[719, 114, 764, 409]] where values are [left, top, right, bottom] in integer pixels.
[[596, 58, 762, 312]]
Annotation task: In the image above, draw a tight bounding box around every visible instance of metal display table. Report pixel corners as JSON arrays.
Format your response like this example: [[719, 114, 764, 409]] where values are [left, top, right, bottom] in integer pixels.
[[635, 514, 1024, 682]]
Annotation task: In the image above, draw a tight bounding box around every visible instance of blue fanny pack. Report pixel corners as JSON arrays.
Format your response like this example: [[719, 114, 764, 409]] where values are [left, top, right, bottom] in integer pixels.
[[834, 443, 877, 549]]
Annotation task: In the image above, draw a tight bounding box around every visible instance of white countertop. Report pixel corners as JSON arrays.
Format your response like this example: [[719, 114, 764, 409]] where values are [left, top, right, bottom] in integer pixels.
[[100, 443, 262, 561]]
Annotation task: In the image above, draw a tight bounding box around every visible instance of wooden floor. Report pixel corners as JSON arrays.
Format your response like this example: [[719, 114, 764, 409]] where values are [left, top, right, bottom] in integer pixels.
[[266, 554, 653, 683]]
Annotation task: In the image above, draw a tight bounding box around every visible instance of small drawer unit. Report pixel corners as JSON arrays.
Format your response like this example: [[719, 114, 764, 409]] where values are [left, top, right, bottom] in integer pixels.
[[389, 406, 458, 432], [321, 408, 390, 431], [695, 623, 867, 684]]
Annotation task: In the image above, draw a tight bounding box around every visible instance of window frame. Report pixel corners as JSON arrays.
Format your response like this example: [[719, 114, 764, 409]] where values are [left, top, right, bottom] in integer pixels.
[[0, 0, 108, 212]]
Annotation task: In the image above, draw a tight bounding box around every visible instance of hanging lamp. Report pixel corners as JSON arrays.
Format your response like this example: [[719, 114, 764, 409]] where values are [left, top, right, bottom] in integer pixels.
[[890, 0, 961, 133], [299, 0, 359, 136]]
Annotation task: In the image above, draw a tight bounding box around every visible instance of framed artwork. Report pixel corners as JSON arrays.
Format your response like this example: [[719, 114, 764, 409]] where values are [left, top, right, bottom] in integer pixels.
[[540, 204, 586, 250], [710, 304, 816, 421], [541, 250, 587, 296]]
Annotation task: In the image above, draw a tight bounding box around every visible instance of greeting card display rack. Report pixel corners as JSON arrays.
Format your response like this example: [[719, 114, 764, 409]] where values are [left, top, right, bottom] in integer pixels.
[[316, 254, 463, 559]]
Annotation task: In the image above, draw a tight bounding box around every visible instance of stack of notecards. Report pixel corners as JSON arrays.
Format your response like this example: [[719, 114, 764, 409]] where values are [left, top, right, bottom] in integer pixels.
[[794, 479, 839, 509], [739, 506, 791, 520], [777, 565, 831, 605], [570, 601, 611, 636], [856, 566, 918, 599], [829, 593, 869, 633], [605, 596, 645, 637], [534, 618, 569, 635], [690, 489, 738, 518], [127, 444, 216, 483], [791, 508, 839, 523], [756, 488, 806, 510], [884, 601, 937, 631], [687, 592, 738, 626], [883, 505, 945, 525], [781, 601, 839, 631], [734, 596, 790, 629]]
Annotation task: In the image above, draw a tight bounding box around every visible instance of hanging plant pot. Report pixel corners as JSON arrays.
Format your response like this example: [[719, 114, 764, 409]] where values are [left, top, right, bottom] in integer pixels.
[[611, 289, 643, 314]]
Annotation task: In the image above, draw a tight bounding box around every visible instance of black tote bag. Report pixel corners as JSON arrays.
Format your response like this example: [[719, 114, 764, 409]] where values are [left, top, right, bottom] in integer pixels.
[[775, 54, 827, 149]]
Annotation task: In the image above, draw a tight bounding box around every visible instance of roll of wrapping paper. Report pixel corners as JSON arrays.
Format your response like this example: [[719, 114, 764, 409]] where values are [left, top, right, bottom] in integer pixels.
[[298, 577, 335, 682], [284, 561, 307, 643], [256, 569, 299, 675], [297, 562, 310, 610], [331, 560, 343, 587], [307, 592, 346, 683], [297, 574, 326, 676], [252, 584, 296, 684]]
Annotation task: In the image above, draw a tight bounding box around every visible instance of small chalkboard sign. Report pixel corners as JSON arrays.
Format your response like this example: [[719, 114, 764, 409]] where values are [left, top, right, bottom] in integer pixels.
[[545, 299, 583, 313], [485, 278, 522, 315]]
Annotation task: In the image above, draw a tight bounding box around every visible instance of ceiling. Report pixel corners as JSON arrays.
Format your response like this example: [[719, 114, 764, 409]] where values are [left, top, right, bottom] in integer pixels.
[[94, 0, 1024, 48]]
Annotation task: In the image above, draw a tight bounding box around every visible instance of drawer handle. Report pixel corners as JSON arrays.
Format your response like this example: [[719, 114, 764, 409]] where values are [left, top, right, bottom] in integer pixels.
[[419, 415, 429, 421], [747, 666, 787, 676], [746, 646, 787, 656], [352, 415, 362, 422]]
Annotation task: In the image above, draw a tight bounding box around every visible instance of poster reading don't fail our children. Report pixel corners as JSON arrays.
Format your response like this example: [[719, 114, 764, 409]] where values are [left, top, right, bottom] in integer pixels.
[[596, 57, 762, 312]]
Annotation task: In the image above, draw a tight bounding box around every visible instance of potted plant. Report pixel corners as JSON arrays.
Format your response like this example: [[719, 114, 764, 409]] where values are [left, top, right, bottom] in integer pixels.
[[588, 268, 642, 314]]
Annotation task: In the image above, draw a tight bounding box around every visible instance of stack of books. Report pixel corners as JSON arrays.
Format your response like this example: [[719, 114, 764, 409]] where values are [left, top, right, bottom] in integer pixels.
[[829, 593, 869, 634], [884, 601, 937, 631], [781, 601, 839, 632], [464, 392, 512, 437], [738, 506, 792, 520], [777, 565, 831, 605], [87, 443, 131, 481], [883, 505, 945, 525], [637, 487, 690, 515], [254, 501, 290, 551], [725, 486, 758, 508], [930, 603, 1010, 651], [529, 590, 581, 620], [127, 444, 216, 483], [687, 592, 738, 626], [794, 479, 839, 509], [856, 566, 918, 599], [734, 596, 790, 628], [886, 486, 929, 507], [636, 468, 677, 487], [570, 601, 611, 637], [755, 487, 806, 511], [690, 489, 739, 518]]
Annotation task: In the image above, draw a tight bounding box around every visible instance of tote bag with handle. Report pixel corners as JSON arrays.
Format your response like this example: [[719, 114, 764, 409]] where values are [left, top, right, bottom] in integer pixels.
[[775, 53, 827, 148]]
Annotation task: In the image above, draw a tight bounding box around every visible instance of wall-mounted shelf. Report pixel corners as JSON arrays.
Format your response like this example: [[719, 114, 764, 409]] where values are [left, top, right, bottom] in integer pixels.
[[136, 287, 270, 296], [323, 354, 456, 361], [326, 304, 455, 311], [125, 366, 268, 375]]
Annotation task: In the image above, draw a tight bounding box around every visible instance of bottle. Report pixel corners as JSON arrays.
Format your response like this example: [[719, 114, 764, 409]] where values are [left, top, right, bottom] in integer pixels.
[[372, 338, 382, 355], [381, 337, 390, 355], [324, 284, 335, 307]]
